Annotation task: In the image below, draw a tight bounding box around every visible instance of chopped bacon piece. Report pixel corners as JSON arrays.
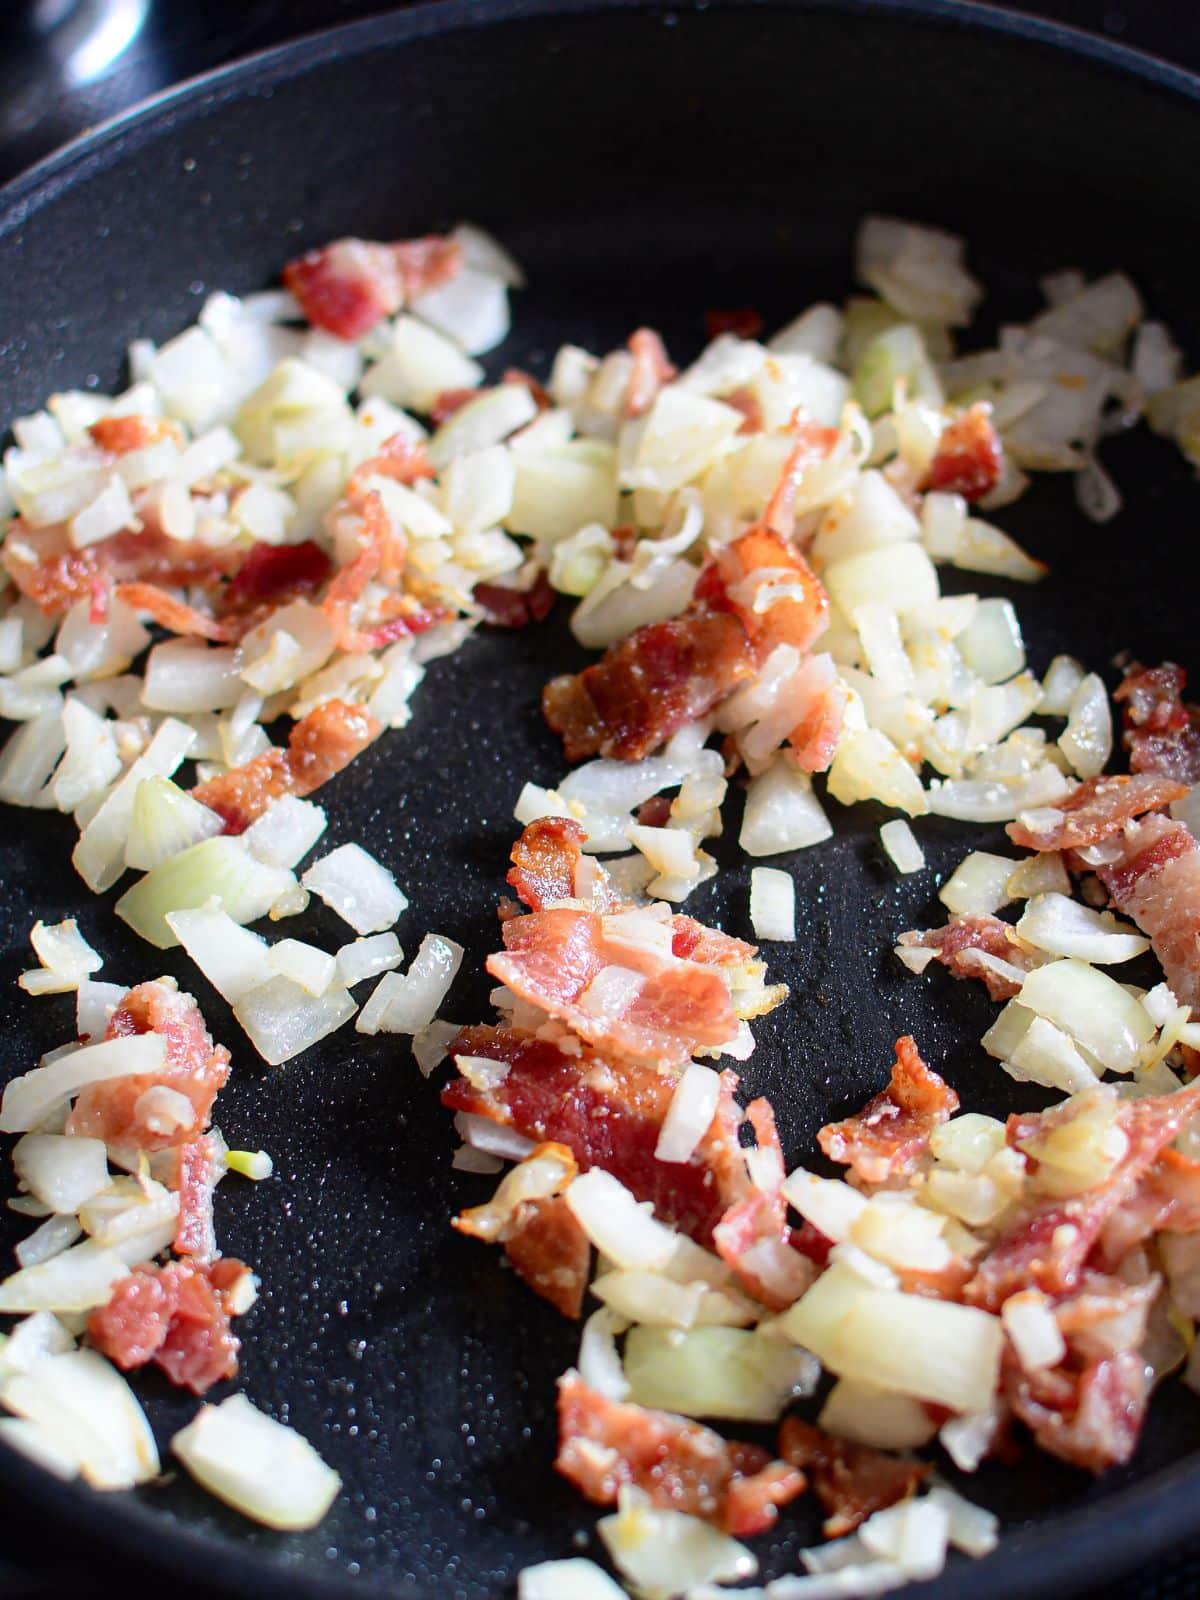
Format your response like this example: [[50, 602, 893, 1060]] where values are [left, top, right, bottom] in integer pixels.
[[2, 518, 240, 617], [1094, 815, 1200, 1006], [430, 387, 478, 425], [966, 1082, 1200, 1311], [923, 403, 1003, 501], [818, 1037, 958, 1187], [283, 234, 461, 339], [787, 670, 848, 774], [1116, 660, 1200, 785], [506, 816, 618, 913], [556, 1372, 805, 1535], [1005, 773, 1188, 852], [501, 1194, 590, 1319], [87, 1259, 242, 1396], [699, 525, 829, 658], [1006, 1350, 1147, 1473], [625, 328, 677, 419], [487, 907, 738, 1068], [442, 1027, 751, 1246], [636, 794, 674, 828], [346, 431, 436, 501], [1098, 1148, 1200, 1269], [174, 1134, 219, 1260], [88, 415, 182, 454], [215, 539, 332, 621], [898, 912, 1041, 1001], [543, 610, 756, 764], [669, 917, 757, 967], [1053, 1271, 1158, 1363], [714, 1099, 814, 1309], [777, 1417, 929, 1537], [67, 980, 230, 1151], [704, 307, 765, 342], [114, 580, 230, 641], [193, 699, 380, 833], [473, 570, 555, 629]]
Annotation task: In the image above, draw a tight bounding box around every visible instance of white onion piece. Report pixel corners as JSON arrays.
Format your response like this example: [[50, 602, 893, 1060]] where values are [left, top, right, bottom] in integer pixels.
[[939, 1409, 999, 1474], [412, 267, 509, 355], [565, 1169, 678, 1272], [926, 765, 1071, 822], [956, 598, 1025, 685], [19, 919, 103, 997], [0, 1240, 127, 1314], [879, 819, 924, 874], [577, 1311, 631, 1402], [232, 977, 357, 1066], [655, 1064, 721, 1164], [1006, 1017, 1097, 1096], [301, 843, 407, 935], [452, 1112, 535, 1162], [0, 1033, 165, 1135], [142, 640, 243, 712], [2, 1349, 159, 1489], [335, 932, 403, 988], [166, 906, 276, 1003], [926, 1486, 1000, 1559], [857, 1498, 950, 1583], [50, 698, 122, 813], [15, 1214, 83, 1269], [125, 776, 223, 872], [0, 1312, 75, 1379], [171, 1394, 339, 1530], [360, 315, 483, 412], [0, 706, 67, 807], [818, 1379, 938, 1451], [1015, 893, 1148, 963], [782, 1171, 867, 1244], [356, 934, 463, 1035], [856, 216, 981, 326], [12, 1135, 109, 1214], [623, 1324, 813, 1422], [1059, 671, 1112, 778], [1002, 1290, 1067, 1372], [937, 851, 1016, 917], [116, 838, 296, 948], [749, 867, 796, 941], [242, 796, 327, 870], [740, 759, 833, 856], [1018, 958, 1154, 1073], [267, 939, 336, 996], [73, 717, 196, 893], [599, 1492, 756, 1600], [824, 1290, 1003, 1413], [518, 1558, 627, 1600], [411, 1019, 461, 1078]]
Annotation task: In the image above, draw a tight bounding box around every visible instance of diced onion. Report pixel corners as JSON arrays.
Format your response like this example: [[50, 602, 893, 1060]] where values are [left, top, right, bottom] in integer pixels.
[[598, 1491, 756, 1600], [937, 851, 1015, 917], [1018, 957, 1154, 1073], [577, 1311, 631, 1402], [242, 796, 327, 870], [166, 906, 276, 1003], [518, 1558, 628, 1600], [232, 977, 357, 1066], [818, 1378, 938, 1451], [0, 1240, 128, 1314], [116, 838, 296, 948], [749, 866, 796, 941], [12, 1135, 109, 1214], [1001, 1290, 1067, 1372], [654, 1064, 721, 1164], [171, 1394, 340, 1530], [740, 758, 834, 856], [301, 843, 407, 935], [0, 1034, 165, 1135], [355, 933, 464, 1035], [335, 932, 403, 988], [1, 1348, 160, 1489], [1015, 892, 1148, 963], [879, 819, 924, 874]]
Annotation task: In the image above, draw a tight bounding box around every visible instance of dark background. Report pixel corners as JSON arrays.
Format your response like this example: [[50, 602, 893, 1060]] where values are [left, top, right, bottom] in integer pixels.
[[1, 2, 1199, 1597]]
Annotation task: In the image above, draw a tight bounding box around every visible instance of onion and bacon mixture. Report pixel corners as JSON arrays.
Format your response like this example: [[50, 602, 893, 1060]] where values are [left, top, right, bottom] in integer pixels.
[[3, 215, 1200, 1589]]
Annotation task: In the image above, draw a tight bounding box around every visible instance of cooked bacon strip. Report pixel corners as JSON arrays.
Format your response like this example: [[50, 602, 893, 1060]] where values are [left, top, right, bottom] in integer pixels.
[[669, 917, 757, 967], [787, 668, 849, 774], [704, 307, 765, 341], [442, 1027, 752, 1246], [725, 386, 766, 435], [1052, 1271, 1159, 1364], [487, 906, 738, 1068], [543, 610, 756, 764], [556, 1372, 805, 1536], [282, 235, 461, 339], [473, 570, 555, 629], [1006, 1350, 1147, 1474], [215, 538, 332, 622], [2, 518, 240, 617], [923, 403, 1003, 502], [1116, 661, 1200, 785], [67, 979, 230, 1151], [345, 431, 436, 501], [699, 525, 829, 658], [1093, 815, 1200, 1006], [87, 1259, 244, 1396], [898, 912, 1042, 1001], [1005, 773, 1187, 852], [625, 328, 677, 418], [506, 816, 619, 913], [88, 415, 182, 454], [714, 1100, 814, 1309], [193, 699, 380, 833], [499, 1194, 590, 1319], [777, 1417, 929, 1538], [174, 1134, 219, 1260], [966, 1082, 1200, 1311], [114, 580, 231, 642], [1098, 1148, 1200, 1270], [818, 1036, 958, 1187]]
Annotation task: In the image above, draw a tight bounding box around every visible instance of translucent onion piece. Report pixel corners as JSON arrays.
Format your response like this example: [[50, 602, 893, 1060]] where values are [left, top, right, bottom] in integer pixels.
[[0, 1034, 165, 1135], [171, 1394, 340, 1530], [232, 977, 357, 1067], [301, 843, 408, 935], [117, 838, 296, 949], [2, 1348, 160, 1489]]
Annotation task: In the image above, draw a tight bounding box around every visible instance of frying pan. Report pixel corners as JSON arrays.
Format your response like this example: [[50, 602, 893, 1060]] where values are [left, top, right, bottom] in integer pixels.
[[2, 2, 1200, 1594]]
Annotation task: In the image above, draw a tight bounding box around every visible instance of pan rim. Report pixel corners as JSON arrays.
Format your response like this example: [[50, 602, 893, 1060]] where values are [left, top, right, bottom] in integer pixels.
[[1, 1, 1199, 1596]]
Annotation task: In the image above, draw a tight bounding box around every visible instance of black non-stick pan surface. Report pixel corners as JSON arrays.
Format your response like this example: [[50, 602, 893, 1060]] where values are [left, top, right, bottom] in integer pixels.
[[2, 2, 1200, 1595]]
